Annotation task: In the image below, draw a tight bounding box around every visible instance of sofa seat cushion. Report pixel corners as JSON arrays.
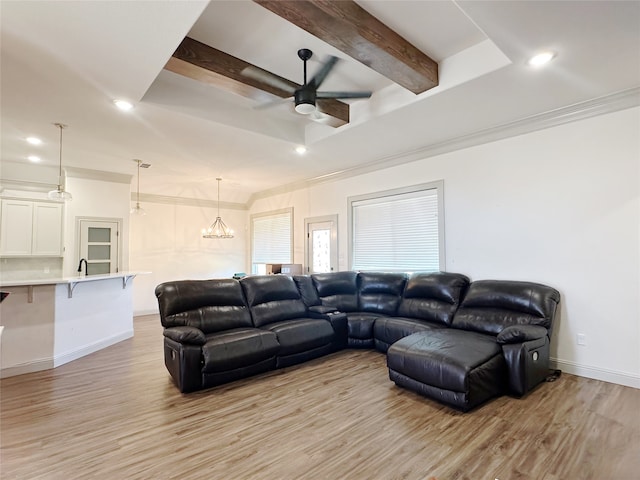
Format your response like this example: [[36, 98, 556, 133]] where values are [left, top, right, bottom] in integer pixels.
[[374, 316, 443, 349], [202, 328, 279, 373], [387, 330, 504, 393], [262, 318, 334, 356]]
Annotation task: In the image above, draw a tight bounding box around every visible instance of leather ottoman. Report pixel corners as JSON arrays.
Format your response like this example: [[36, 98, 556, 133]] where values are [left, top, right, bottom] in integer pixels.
[[387, 330, 507, 411]]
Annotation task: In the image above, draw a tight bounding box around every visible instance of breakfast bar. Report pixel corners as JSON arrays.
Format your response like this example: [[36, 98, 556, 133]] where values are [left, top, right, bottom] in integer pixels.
[[0, 272, 145, 378]]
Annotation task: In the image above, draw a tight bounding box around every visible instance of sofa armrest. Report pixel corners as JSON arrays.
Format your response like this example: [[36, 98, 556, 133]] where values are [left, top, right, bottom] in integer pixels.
[[501, 335, 550, 396], [308, 307, 348, 350], [163, 326, 206, 345], [308, 305, 338, 315], [497, 325, 548, 344], [163, 337, 203, 393]]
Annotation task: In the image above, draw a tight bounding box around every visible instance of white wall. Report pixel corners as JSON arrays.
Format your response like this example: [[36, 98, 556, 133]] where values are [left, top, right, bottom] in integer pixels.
[[249, 107, 640, 387], [63, 175, 131, 276], [129, 202, 247, 315]]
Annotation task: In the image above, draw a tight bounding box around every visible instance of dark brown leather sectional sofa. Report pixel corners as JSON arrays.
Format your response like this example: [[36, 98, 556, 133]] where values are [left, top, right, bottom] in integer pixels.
[[155, 271, 560, 411]]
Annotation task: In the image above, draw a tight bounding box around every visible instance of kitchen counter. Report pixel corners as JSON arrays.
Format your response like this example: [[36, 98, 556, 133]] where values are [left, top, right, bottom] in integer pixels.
[[0, 271, 149, 287], [0, 271, 149, 378]]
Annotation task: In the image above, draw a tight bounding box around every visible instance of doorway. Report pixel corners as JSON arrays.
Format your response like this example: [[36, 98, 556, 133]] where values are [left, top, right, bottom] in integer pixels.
[[304, 215, 338, 274], [77, 219, 120, 275]]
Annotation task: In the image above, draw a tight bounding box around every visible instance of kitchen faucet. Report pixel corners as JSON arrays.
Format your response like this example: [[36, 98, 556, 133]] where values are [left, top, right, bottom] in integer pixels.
[[77, 258, 88, 276]]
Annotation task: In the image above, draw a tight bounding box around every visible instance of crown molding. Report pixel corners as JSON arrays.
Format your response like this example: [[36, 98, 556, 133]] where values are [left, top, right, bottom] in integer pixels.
[[0, 179, 56, 193], [135, 192, 247, 210], [248, 87, 640, 206], [65, 167, 132, 184]]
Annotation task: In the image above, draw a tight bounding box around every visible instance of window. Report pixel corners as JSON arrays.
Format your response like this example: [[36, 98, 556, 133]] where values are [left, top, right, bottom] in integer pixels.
[[348, 181, 444, 272], [251, 208, 293, 274]]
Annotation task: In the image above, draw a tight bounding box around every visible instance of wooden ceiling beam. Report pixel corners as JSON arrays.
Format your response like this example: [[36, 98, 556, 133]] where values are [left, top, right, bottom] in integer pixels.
[[254, 0, 438, 94], [165, 36, 349, 126]]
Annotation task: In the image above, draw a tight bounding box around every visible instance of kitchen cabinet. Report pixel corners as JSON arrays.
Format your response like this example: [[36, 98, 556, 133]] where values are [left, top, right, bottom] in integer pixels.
[[0, 199, 63, 256]]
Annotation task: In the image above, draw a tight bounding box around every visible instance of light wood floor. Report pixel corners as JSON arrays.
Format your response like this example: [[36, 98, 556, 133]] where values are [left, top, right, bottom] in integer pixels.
[[1, 315, 639, 480]]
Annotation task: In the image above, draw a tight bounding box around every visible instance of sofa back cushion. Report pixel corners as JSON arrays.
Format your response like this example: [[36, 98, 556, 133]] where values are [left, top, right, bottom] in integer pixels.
[[358, 272, 406, 315], [397, 272, 470, 326], [311, 271, 359, 312], [292, 275, 321, 307], [155, 279, 252, 334], [241, 275, 308, 327], [452, 280, 561, 336]]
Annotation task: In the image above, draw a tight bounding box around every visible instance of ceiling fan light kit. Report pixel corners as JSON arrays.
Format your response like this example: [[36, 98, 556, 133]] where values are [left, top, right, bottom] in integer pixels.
[[294, 90, 317, 114]]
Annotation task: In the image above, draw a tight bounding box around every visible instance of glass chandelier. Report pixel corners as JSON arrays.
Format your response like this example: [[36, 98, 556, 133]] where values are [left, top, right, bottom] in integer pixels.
[[203, 177, 234, 238]]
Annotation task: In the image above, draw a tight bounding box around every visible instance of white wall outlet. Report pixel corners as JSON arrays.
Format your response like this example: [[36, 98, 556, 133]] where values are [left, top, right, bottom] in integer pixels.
[[577, 333, 587, 346]]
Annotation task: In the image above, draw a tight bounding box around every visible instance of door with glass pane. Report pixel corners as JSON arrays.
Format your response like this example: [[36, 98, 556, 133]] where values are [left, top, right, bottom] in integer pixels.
[[79, 220, 119, 275], [305, 215, 338, 274]]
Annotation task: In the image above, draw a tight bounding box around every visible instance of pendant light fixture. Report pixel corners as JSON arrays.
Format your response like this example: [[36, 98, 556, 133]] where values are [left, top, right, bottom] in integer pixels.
[[130, 159, 150, 216], [202, 177, 234, 238], [48, 123, 72, 201]]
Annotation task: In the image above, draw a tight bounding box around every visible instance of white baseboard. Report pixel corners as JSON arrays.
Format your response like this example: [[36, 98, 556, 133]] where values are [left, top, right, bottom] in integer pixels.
[[551, 357, 640, 389], [0, 358, 54, 378], [53, 330, 134, 368], [1, 330, 133, 378], [134, 308, 159, 317]]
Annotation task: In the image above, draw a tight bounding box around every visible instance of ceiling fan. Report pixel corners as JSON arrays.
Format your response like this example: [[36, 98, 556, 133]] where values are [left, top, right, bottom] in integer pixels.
[[242, 48, 372, 115]]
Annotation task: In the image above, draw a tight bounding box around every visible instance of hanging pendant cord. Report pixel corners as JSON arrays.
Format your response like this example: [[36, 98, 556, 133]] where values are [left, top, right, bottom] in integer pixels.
[[217, 178, 221, 217], [137, 161, 141, 205], [58, 125, 63, 181], [54, 123, 66, 186]]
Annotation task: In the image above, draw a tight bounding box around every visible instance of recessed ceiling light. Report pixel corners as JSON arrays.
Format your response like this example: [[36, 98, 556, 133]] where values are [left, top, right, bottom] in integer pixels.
[[26, 136, 42, 145], [114, 99, 133, 111], [27, 155, 40, 162], [528, 51, 555, 67], [295, 146, 307, 155]]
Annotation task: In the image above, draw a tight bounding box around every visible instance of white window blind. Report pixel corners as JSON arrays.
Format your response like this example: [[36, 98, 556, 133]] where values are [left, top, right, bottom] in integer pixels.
[[251, 208, 293, 268], [350, 183, 443, 272]]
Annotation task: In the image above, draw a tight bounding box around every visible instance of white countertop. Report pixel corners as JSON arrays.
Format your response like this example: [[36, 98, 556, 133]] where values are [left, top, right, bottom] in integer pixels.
[[0, 271, 150, 288]]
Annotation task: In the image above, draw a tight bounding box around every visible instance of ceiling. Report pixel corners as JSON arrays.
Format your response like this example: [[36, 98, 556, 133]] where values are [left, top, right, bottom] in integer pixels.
[[1, 1, 639, 205]]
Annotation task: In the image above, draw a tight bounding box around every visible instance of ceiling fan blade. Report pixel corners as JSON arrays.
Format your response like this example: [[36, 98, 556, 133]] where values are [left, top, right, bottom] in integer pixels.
[[253, 96, 293, 110], [241, 66, 297, 95], [309, 55, 339, 89], [316, 91, 372, 99]]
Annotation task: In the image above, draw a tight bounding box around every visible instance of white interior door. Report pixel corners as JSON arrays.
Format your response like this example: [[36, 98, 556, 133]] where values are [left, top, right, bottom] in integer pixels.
[[79, 220, 119, 275], [305, 215, 338, 274]]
